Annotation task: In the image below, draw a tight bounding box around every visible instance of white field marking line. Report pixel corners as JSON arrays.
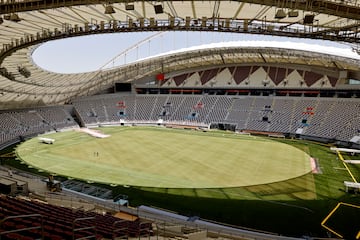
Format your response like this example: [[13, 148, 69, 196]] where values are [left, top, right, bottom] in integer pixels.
[[333, 167, 347, 170], [76, 128, 110, 138]]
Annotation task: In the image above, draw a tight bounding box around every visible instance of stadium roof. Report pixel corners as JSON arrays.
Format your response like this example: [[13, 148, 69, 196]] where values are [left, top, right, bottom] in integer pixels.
[[1, 0, 360, 109], [148, 41, 360, 61]]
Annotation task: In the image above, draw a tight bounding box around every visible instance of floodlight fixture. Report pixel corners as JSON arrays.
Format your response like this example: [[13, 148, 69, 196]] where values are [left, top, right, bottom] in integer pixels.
[[125, 4, 134, 10], [275, 9, 286, 19], [303, 14, 315, 24], [105, 5, 115, 14], [9, 13, 21, 22], [154, 4, 163, 14], [288, 10, 299, 17]]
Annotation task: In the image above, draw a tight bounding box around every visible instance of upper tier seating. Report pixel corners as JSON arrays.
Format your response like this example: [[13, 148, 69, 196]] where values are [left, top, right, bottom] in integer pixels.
[[0, 94, 359, 146], [72, 94, 360, 143]]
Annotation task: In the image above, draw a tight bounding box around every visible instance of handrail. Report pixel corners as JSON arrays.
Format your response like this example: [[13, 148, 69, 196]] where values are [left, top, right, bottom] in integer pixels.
[[72, 216, 96, 240], [138, 221, 152, 240], [0, 214, 44, 239], [112, 219, 129, 239]]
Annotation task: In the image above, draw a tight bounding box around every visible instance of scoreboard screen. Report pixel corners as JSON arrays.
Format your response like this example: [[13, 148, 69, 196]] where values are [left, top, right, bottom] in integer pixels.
[[115, 83, 132, 92]]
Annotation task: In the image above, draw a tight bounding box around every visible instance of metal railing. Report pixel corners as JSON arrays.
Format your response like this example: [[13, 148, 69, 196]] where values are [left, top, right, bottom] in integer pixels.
[[0, 214, 44, 240], [72, 216, 96, 240]]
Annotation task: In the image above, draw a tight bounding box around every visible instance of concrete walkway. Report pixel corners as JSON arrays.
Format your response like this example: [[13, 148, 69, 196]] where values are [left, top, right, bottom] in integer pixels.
[[0, 165, 48, 196]]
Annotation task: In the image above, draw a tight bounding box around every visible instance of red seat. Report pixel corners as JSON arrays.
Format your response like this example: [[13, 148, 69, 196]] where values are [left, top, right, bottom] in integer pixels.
[[4, 232, 25, 240]]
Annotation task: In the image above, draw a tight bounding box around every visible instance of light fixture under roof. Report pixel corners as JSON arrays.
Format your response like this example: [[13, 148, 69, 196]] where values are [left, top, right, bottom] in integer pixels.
[[104, 5, 115, 14], [275, 9, 286, 19], [154, 4, 163, 14], [288, 10, 299, 17], [125, 4, 134, 10], [9, 13, 21, 22], [303, 14, 315, 24]]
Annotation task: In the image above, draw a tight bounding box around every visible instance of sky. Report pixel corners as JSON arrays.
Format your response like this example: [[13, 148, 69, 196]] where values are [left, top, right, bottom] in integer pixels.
[[31, 31, 353, 74]]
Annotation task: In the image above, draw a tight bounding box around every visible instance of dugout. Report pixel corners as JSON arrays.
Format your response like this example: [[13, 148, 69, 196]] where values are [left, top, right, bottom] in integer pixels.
[[210, 123, 236, 132]]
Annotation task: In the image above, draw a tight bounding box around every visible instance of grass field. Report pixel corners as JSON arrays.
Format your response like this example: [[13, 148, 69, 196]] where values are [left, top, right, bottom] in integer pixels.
[[11, 126, 360, 238], [16, 127, 312, 188]]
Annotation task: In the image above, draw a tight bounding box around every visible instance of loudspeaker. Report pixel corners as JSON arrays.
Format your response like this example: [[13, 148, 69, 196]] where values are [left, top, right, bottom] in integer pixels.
[[125, 4, 134, 10], [303, 15, 314, 24], [262, 116, 269, 122], [154, 5, 163, 14], [288, 10, 299, 17], [275, 9, 286, 19]]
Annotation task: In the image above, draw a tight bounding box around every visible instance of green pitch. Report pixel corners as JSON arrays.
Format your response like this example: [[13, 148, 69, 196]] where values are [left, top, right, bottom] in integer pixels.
[[16, 127, 311, 188]]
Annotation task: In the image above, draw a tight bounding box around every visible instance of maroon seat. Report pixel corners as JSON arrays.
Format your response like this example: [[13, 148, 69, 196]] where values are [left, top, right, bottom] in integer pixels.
[[0, 195, 152, 239]]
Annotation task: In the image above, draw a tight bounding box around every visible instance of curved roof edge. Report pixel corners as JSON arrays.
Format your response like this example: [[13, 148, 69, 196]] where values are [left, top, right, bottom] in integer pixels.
[[127, 41, 360, 69]]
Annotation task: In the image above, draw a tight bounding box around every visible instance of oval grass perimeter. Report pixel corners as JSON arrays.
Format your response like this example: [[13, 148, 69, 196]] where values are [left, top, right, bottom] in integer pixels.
[[16, 127, 311, 188]]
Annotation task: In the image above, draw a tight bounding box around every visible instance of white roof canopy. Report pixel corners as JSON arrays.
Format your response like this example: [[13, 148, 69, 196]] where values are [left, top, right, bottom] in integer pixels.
[[0, 0, 360, 109]]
